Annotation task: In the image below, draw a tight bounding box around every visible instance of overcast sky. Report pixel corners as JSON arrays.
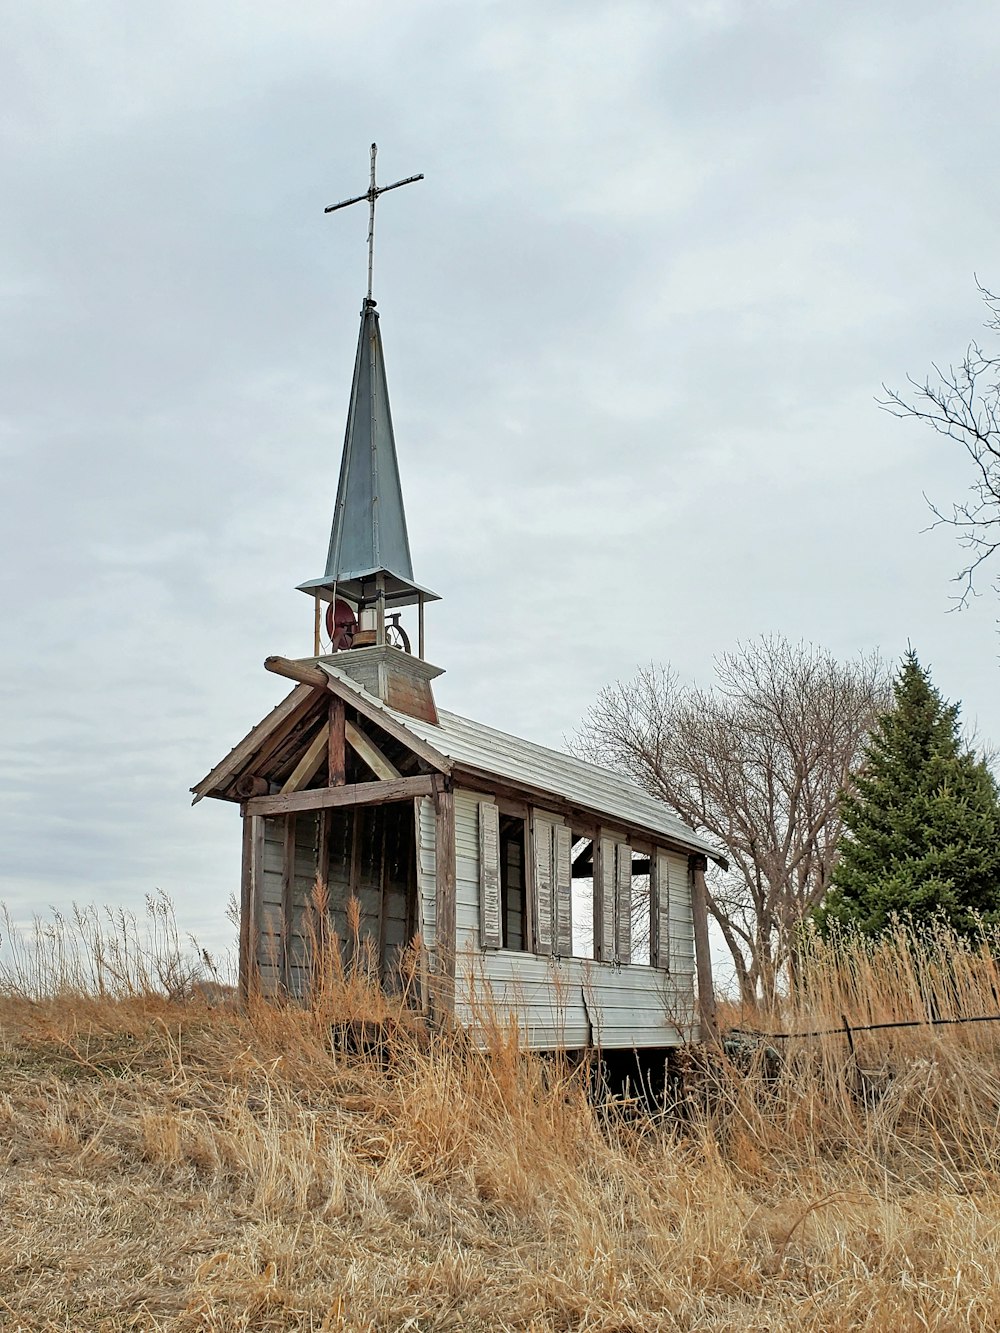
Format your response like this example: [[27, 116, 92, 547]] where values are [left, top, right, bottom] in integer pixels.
[[4, 1, 1000, 964]]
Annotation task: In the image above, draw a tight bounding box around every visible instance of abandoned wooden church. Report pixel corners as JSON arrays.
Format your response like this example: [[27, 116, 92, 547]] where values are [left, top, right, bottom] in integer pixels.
[[194, 149, 722, 1051]]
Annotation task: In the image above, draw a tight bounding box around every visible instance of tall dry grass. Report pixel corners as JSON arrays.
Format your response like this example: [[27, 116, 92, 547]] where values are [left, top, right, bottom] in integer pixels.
[[3, 904, 1000, 1330]]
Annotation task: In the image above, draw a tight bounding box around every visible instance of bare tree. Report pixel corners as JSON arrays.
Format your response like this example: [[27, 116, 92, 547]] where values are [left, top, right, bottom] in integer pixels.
[[880, 281, 1000, 605], [576, 637, 887, 1008]]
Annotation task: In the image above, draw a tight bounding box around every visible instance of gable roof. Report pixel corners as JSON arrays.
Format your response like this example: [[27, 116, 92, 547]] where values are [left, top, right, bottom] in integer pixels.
[[317, 660, 724, 865]]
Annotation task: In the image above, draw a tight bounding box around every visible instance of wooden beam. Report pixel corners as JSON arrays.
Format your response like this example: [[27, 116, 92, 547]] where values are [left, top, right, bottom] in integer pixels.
[[265, 656, 329, 689], [346, 719, 400, 780], [264, 655, 452, 775], [690, 854, 718, 1043], [328, 697, 346, 787], [244, 774, 439, 817], [192, 684, 314, 802], [281, 723, 330, 794], [433, 783, 457, 1023]]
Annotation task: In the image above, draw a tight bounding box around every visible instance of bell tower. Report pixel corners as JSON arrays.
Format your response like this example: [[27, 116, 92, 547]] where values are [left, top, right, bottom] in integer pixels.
[[296, 145, 442, 723]]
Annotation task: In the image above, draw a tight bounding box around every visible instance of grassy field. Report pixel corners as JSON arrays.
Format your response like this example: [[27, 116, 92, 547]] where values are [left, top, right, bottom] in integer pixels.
[[3, 908, 1000, 1331]]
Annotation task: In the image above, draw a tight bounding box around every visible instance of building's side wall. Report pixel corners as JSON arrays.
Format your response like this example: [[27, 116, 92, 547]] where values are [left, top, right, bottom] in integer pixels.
[[450, 787, 698, 1049]]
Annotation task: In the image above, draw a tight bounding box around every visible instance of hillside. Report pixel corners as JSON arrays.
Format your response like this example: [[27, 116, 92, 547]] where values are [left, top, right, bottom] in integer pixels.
[[4, 924, 1000, 1330]]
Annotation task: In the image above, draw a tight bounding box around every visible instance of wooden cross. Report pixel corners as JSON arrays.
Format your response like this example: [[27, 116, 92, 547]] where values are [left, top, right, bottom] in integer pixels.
[[325, 143, 423, 301]]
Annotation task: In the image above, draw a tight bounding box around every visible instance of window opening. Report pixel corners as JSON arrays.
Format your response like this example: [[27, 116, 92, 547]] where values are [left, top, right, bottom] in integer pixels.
[[570, 835, 596, 959], [499, 815, 527, 950]]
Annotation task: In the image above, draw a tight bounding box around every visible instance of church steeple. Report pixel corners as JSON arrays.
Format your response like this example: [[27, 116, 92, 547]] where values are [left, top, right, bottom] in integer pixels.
[[297, 296, 438, 611], [298, 145, 438, 662]]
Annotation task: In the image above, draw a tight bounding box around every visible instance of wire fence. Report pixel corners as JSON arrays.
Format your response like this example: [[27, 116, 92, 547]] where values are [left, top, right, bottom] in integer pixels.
[[766, 1011, 1000, 1042]]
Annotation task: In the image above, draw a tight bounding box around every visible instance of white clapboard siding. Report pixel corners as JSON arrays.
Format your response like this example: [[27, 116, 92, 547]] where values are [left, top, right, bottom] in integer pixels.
[[454, 788, 484, 939], [455, 951, 697, 1049], [478, 799, 502, 949], [554, 824, 573, 958], [531, 812, 554, 956], [615, 842, 632, 966]]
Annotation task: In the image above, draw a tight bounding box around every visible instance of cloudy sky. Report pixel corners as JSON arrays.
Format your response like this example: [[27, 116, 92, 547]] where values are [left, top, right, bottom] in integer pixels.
[[4, 0, 1000, 962]]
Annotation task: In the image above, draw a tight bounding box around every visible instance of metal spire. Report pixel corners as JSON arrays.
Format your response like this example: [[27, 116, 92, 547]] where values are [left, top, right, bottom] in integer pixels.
[[324, 143, 423, 301]]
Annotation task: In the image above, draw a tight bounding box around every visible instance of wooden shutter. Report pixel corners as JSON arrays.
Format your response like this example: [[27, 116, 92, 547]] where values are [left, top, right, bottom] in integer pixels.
[[478, 800, 502, 950], [553, 824, 573, 957], [615, 843, 632, 965], [652, 850, 671, 971], [532, 813, 553, 955], [598, 835, 616, 963]]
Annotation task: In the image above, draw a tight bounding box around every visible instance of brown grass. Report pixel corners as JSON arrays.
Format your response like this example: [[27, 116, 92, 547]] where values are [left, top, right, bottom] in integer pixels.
[[3, 911, 1000, 1330]]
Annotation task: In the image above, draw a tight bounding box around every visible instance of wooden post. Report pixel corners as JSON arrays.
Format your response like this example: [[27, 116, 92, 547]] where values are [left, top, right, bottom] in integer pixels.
[[433, 782, 457, 1022], [239, 812, 263, 1003], [418, 593, 425, 660], [281, 816, 297, 998], [690, 855, 718, 1042], [328, 697, 346, 786], [313, 593, 321, 657], [376, 572, 386, 647]]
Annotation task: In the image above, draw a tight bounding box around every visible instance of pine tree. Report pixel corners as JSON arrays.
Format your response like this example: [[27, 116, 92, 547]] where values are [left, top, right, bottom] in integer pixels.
[[818, 651, 1000, 935]]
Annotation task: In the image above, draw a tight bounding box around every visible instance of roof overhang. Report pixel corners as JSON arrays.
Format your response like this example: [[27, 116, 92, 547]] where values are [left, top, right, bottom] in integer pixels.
[[297, 570, 440, 608]]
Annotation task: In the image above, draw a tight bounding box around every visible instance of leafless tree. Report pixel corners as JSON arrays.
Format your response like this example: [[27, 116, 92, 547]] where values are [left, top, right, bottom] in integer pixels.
[[880, 281, 1000, 605], [576, 637, 888, 1008]]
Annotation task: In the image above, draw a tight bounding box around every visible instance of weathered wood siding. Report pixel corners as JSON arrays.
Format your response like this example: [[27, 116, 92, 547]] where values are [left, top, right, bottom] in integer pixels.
[[449, 788, 697, 1049], [255, 804, 416, 998]]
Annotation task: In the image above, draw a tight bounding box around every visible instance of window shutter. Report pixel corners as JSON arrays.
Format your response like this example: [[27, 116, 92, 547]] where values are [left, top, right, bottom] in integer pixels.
[[553, 824, 573, 957], [478, 800, 502, 950], [653, 850, 671, 970], [599, 835, 616, 963], [532, 813, 553, 955], [615, 843, 632, 965]]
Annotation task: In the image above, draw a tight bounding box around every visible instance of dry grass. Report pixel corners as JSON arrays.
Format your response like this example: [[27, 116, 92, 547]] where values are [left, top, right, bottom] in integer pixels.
[[3, 912, 1000, 1330]]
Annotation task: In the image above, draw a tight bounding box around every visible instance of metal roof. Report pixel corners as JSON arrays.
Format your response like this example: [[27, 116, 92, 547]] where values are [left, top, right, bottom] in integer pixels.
[[298, 299, 438, 608], [319, 661, 723, 864]]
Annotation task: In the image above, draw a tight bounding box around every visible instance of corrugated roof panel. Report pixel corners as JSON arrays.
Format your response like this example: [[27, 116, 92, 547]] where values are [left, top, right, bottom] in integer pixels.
[[319, 660, 722, 863]]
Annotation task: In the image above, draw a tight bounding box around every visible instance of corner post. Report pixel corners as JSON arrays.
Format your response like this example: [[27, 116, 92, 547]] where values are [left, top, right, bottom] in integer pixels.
[[432, 780, 457, 1023], [690, 853, 718, 1042], [239, 811, 263, 1004]]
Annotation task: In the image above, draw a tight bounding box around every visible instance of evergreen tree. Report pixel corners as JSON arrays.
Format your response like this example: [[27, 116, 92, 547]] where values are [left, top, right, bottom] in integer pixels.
[[818, 651, 1000, 935]]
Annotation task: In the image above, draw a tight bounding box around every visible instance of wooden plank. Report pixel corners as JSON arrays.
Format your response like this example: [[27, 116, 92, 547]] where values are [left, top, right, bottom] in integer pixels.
[[265, 655, 452, 775], [616, 841, 632, 966], [531, 812, 553, 956], [478, 800, 502, 949], [652, 851, 670, 972], [690, 855, 718, 1041], [328, 697, 346, 787], [554, 824, 573, 957], [346, 719, 401, 780], [280, 722, 330, 794], [281, 816, 296, 996], [239, 813, 260, 1001], [433, 784, 457, 1020], [245, 775, 438, 817], [191, 684, 313, 802], [599, 834, 616, 963]]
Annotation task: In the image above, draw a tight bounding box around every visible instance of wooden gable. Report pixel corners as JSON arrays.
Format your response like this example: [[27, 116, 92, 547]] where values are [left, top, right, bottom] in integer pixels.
[[191, 660, 451, 810]]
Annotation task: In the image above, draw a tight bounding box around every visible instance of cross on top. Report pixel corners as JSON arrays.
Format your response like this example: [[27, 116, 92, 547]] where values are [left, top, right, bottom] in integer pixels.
[[325, 144, 424, 301]]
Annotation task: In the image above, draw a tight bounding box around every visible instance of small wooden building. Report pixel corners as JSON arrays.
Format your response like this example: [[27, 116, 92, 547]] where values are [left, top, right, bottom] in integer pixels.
[[194, 287, 722, 1052]]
